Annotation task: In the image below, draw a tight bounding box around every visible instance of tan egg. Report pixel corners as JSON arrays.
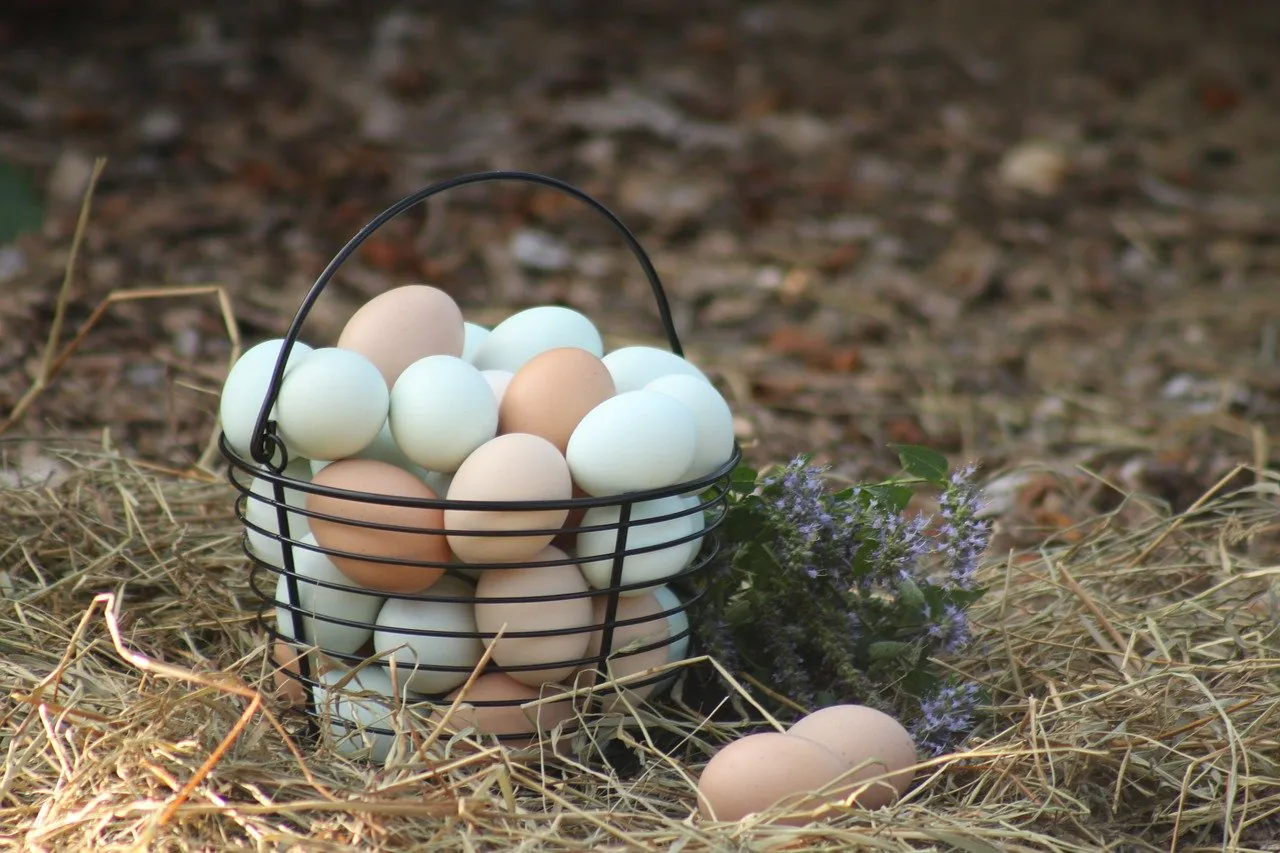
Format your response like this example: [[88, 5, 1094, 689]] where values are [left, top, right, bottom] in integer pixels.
[[474, 546, 593, 686], [498, 347, 615, 454], [551, 483, 591, 551], [696, 732, 849, 825], [444, 434, 571, 564], [437, 673, 575, 749], [269, 641, 338, 707], [574, 590, 674, 709], [786, 705, 917, 809], [308, 459, 449, 594], [337, 284, 465, 388]]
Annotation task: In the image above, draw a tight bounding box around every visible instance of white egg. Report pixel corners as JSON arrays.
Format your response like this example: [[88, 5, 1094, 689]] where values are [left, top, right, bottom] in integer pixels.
[[644, 374, 735, 480], [420, 469, 454, 497], [679, 493, 708, 565], [275, 534, 385, 654], [653, 585, 691, 664], [389, 355, 498, 474], [575, 496, 700, 594], [244, 457, 313, 568], [566, 391, 697, 496], [276, 348, 389, 460], [601, 346, 709, 394], [313, 664, 410, 763], [462, 322, 490, 363], [481, 369, 514, 405], [472, 306, 603, 373], [372, 575, 483, 695], [219, 338, 314, 461]]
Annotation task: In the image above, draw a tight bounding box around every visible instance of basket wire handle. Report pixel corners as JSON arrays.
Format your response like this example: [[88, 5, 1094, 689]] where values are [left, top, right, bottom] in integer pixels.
[[250, 170, 683, 467]]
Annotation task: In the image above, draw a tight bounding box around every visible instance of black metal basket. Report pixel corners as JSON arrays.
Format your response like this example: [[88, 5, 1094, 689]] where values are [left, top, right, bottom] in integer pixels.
[[221, 170, 740, 757]]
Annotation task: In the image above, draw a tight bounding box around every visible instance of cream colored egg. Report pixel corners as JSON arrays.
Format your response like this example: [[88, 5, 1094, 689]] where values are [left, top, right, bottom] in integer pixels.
[[444, 434, 571, 564], [786, 705, 918, 809], [575, 585, 687, 711], [438, 672, 575, 749], [337, 284, 465, 388], [474, 546, 593, 686], [696, 732, 848, 825]]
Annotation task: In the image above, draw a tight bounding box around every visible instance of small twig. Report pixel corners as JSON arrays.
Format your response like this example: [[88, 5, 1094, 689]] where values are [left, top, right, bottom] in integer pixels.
[[1, 157, 106, 433]]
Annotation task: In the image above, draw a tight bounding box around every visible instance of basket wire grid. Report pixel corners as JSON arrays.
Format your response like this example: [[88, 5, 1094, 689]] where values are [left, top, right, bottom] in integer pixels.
[[221, 170, 741, 747]]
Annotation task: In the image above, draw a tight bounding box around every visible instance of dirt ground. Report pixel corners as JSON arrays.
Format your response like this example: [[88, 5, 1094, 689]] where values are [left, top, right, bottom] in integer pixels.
[[2, 0, 1277, 502]]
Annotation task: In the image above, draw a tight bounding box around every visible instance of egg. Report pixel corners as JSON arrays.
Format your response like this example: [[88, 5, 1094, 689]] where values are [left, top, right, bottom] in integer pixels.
[[220, 338, 314, 462], [472, 306, 603, 373], [644, 374, 735, 480], [336, 284, 465, 388], [602, 346, 709, 394], [576, 585, 689, 710], [474, 546, 593, 686], [786, 705, 917, 809], [566, 391, 697, 496], [242, 457, 313, 569], [481, 369, 514, 404], [444, 434, 571, 564], [274, 534, 385, 654], [373, 575, 484, 695], [389, 355, 498, 474], [307, 459, 449, 593], [276, 348, 389, 461], [313, 664, 411, 763], [268, 640, 338, 706], [461, 322, 490, 364], [439, 672, 575, 748], [575, 496, 700, 593], [499, 347, 615, 454], [695, 732, 849, 825]]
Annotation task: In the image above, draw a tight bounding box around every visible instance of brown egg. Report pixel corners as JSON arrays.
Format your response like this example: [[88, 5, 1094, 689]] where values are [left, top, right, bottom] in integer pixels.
[[573, 592, 671, 710], [696, 732, 849, 824], [444, 434, 571, 564], [269, 641, 338, 707], [307, 459, 449, 593], [474, 546, 593, 687], [436, 673, 575, 749], [498, 347, 615, 454], [336, 284, 465, 388], [786, 705, 918, 809]]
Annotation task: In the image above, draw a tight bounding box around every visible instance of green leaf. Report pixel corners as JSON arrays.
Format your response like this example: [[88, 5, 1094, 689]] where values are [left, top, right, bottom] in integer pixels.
[[866, 640, 913, 663], [0, 160, 44, 244], [863, 483, 915, 513], [896, 576, 926, 611], [889, 444, 949, 485]]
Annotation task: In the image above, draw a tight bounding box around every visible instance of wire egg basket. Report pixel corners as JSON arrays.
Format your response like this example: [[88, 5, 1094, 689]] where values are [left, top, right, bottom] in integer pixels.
[[221, 170, 741, 755]]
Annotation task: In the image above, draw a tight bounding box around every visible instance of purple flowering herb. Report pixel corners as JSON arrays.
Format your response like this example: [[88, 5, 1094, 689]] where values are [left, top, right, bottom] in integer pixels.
[[910, 681, 983, 756], [937, 465, 991, 591]]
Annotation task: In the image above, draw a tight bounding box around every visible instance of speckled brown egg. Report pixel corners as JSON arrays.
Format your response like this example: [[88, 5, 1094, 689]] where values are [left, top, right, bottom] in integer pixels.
[[307, 459, 449, 593]]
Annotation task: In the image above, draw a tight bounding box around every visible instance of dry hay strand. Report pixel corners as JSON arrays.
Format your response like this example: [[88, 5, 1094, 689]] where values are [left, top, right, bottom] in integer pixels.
[[2, 446, 1279, 852]]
